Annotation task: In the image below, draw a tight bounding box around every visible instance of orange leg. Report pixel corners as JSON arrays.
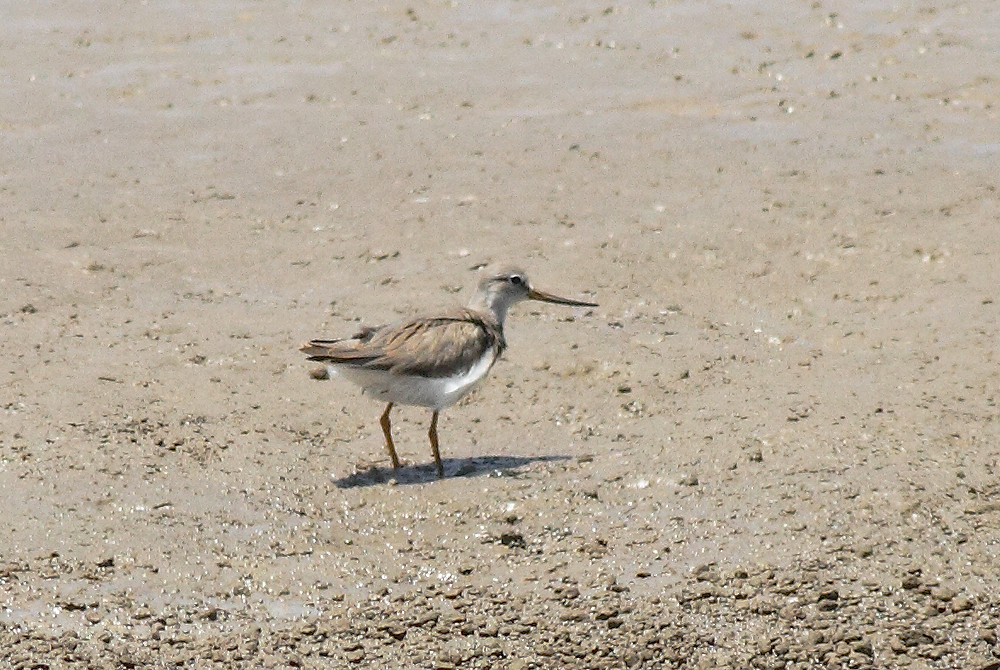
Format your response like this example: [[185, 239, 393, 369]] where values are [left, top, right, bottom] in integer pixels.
[[428, 411, 444, 478], [379, 403, 401, 469]]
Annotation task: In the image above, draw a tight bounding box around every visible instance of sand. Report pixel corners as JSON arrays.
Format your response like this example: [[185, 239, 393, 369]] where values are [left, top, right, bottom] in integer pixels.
[[2, 0, 999, 667]]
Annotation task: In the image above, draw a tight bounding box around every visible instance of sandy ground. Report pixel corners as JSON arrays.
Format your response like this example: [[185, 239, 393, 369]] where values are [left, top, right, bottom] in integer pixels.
[[2, 0, 1000, 668]]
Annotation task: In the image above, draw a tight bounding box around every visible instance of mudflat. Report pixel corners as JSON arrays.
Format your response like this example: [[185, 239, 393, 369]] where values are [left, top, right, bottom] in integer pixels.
[[2, 1, 998, 668]]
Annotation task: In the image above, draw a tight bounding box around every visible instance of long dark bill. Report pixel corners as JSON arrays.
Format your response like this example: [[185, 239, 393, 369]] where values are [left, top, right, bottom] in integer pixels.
[[527, 288, 598, 307]]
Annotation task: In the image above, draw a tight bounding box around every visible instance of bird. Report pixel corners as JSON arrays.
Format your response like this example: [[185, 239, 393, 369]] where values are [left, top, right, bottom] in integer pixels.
[[300, 265, 598, 478]]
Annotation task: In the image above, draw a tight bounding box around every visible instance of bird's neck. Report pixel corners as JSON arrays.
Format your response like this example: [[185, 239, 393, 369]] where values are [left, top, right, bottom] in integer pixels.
[[468, 291, 511, 330]]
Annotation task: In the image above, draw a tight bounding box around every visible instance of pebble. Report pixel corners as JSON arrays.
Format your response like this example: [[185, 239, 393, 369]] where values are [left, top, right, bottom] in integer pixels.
[[4, 559, 980, 670]]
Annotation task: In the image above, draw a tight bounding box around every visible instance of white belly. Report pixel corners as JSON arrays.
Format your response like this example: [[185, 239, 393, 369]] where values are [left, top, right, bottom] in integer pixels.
[[329, 351, 497, 410]]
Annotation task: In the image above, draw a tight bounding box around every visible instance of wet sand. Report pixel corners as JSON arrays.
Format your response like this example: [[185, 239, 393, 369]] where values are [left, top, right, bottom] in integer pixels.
[[2, 0, 999, 667]]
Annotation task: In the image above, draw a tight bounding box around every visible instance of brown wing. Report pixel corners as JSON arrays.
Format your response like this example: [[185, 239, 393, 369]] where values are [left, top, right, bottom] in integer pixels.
[[301, 309, 505, 378], [300, 325, 386, 363]]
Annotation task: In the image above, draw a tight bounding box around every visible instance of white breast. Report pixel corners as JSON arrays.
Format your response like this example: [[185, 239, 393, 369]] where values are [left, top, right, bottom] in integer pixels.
[[329, 349, 498, 410]]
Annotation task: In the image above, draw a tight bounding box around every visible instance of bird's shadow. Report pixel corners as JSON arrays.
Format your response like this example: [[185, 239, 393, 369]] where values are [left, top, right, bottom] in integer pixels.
[[332, 454, 570, 488]]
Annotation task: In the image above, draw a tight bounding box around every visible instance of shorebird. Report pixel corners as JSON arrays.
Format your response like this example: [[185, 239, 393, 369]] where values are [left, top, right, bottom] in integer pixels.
[[301, 265, 597, 478]]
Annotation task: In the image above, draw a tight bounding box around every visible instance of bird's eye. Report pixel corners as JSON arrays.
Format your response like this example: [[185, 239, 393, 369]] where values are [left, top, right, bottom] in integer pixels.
[[509, 275, 524, 286]]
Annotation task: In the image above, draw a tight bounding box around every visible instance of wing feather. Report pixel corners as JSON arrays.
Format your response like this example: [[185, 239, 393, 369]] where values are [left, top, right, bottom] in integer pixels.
[[300, 309, 505, 378]]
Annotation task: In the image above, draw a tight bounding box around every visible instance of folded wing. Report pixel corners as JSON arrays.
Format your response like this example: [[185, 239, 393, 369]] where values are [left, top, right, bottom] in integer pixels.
[[301, 308, 505, 378]]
